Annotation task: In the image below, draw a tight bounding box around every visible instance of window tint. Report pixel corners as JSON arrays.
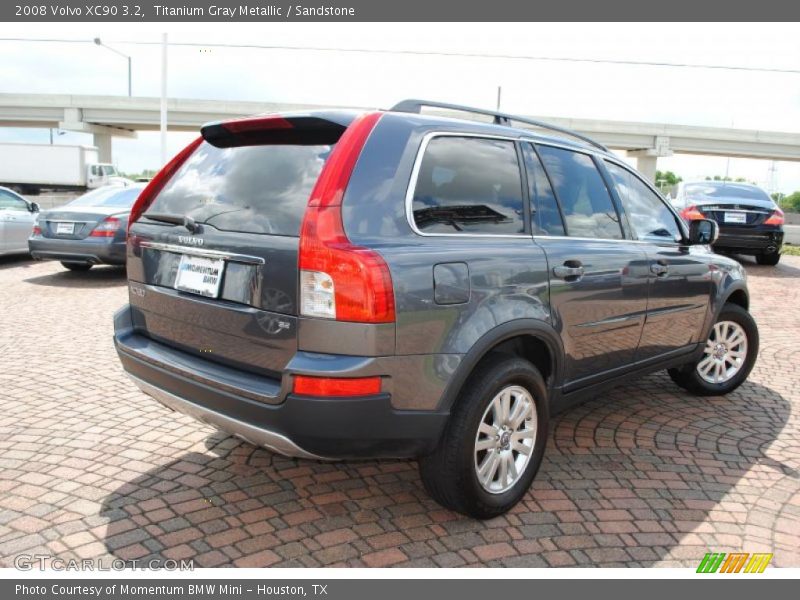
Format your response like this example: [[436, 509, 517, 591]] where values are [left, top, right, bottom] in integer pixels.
[[605, 162, 681, 242], [412, 136, 524, 234], [537, 146, 622, 239], [522, 144, 564, 236], [0, 190, 28, 211], [147, 142, 333, 236]]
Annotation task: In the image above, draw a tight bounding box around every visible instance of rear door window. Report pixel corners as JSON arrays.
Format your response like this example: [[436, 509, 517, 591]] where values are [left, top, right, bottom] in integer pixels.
[[522, 143, 565, 236], [411, 136, 525, 235], [146, 142, 333, 236], [537, 145, 623, 240]]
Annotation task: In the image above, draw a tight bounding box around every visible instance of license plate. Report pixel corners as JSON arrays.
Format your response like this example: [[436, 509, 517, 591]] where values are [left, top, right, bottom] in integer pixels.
[[174, 254, 225, 298], [55, 222, 74, 235], [724, 211, 747, 224]]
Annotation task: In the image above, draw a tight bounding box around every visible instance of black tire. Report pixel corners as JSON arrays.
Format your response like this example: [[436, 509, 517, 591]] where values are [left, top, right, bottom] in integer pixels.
[[756, 251, 780, 266], [668, 303, 758, 396], [419, 356, 549, 519], [61, 262, 92, 272]]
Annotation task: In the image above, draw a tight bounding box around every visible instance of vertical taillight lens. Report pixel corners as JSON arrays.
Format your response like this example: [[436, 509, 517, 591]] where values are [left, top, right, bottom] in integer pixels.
[[764, 208, 784, 226], [298, 112, 395, 324], [127, 137, 203, 233]]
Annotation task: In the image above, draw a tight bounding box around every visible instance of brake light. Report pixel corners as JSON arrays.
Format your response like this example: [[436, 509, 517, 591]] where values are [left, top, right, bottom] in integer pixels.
[[298, 112, 395, 323], [90, 216, 121, 237], [293, 375, 382, 397], [127, 137, 203, 233], [221, 115, 293, 134], [680, 205, 705, 221], [764, 208, 784, 226]]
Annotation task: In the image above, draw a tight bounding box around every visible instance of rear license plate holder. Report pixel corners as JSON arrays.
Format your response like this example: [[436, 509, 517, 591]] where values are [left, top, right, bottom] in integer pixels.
[[55, 222, 74, 235], [174, 254, 225, 298], [724, 211, 747, 224]]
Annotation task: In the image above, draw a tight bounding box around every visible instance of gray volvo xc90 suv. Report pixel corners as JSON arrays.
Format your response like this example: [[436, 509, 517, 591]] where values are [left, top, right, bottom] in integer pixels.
[[114, 101, 758, 518]]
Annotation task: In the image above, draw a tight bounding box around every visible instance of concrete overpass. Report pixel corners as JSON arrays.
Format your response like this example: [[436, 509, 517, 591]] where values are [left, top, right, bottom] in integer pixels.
[[1, 93, 800, 180]]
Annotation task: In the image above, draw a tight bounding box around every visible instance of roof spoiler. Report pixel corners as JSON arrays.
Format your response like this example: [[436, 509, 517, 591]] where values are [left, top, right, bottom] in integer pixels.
[[201, 114, 349, 148]]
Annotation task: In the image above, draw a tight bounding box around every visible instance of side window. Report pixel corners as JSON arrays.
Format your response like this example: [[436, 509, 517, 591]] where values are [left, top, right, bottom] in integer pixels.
[[522, 144, 565, 236], [91, 165, 100, 176], [412, 136, 525, 234], [537, 145, 622, 240], [605, 161, 681, 243], [0, 191, 28, 211]]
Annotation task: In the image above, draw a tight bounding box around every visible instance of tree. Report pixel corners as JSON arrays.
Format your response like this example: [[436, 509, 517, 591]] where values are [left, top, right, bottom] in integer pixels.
[[779, 191, 800, 212], [655, 170, 682, 186]]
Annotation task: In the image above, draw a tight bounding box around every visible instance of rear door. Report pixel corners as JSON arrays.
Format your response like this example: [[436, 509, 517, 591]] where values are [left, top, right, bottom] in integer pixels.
[[603, 161, 710, 361], [525, 143, 649, 389], [125, 115, 350, 382]]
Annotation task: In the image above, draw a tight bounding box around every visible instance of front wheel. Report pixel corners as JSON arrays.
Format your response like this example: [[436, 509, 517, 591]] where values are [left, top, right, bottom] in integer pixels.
[[419, 356, 549, 519], [668, 303, 759, 396]]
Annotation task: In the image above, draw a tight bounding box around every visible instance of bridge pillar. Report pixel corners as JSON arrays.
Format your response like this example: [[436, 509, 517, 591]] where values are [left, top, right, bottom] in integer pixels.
[[93, 133, 113, 163], [635, 156, 658, 182], [628, 136, 672, 182]]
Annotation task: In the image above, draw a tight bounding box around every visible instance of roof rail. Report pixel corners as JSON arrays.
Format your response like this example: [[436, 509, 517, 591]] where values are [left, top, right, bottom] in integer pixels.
[[390, 99, 608, 152]]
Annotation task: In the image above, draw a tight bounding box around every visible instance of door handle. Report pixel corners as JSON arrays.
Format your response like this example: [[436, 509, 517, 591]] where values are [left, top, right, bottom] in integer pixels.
[[650, 261, 669, 276], [553, 262, 585, 280]]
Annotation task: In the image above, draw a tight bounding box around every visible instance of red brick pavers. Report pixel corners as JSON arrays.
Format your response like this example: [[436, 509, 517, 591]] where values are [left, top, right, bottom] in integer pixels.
[[1, 254, 798, 567]]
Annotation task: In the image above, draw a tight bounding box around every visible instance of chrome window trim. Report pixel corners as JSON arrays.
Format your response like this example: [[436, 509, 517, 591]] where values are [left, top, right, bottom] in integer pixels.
[[404, 131, 532, 239], [139, 241, 266, 265]]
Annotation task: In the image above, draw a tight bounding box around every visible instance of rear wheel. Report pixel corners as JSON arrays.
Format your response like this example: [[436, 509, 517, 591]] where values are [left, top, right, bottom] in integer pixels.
[[668, 303, 758, 396], [756, 251, 780, 266], [419, 356, 548, 519], [61, 262, 92, 272]]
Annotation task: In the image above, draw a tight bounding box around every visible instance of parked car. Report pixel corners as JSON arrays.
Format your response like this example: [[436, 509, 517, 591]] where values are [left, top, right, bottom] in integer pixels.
[[0, 186, 39, 256], [113, 101, 759, 518], [671, 181, 784, 265], [28, 184, 144, 271]]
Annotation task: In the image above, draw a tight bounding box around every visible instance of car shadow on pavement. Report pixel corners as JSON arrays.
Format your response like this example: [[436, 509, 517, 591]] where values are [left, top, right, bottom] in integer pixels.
[[97, 371, 796, 568], [23, 266, 127, 288], [0, 254, 37, 271], [726, 253, 800, 279]]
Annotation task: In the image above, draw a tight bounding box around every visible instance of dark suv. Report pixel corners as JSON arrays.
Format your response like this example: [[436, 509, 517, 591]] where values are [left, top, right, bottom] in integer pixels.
[[114, 101, 759, 518]]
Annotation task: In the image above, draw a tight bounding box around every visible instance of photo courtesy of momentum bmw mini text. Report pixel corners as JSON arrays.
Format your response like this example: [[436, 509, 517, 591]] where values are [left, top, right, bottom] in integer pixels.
[[0, 0, 799, 596]]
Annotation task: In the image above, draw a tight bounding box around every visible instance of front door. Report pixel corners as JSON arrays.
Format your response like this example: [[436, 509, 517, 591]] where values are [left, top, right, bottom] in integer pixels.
[[602, 160, 711, 361], [524, 144, 649, 389]]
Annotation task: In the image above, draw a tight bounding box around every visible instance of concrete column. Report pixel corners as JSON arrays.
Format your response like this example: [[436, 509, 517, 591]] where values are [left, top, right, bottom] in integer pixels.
[[93, 133, 112, 163], [635, 155, 658, 182]]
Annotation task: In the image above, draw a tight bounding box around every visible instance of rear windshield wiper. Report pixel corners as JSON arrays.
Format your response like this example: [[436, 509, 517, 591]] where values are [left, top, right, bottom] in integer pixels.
[[142, 212, 201, 233]]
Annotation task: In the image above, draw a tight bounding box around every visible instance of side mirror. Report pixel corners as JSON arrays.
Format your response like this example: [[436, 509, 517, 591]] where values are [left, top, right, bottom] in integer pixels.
[[29, 202, 40, 213], [688, 218, 718, 245]]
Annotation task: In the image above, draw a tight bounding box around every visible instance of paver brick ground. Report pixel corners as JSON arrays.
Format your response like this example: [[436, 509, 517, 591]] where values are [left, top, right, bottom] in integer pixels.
[[1, 254, 799, 567]]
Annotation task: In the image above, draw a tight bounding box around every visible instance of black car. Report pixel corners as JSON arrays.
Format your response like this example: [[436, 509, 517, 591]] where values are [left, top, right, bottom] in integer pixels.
[[113, 100, 758, 518], [29, 184, 144, 271], [672, 181, 784, 265]]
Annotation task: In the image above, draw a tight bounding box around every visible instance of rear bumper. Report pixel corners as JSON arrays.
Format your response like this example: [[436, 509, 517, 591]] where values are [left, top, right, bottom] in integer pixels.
[[714, 227, 783, 254], [28, 236, 126, 265], [113, 306, 448, 460]]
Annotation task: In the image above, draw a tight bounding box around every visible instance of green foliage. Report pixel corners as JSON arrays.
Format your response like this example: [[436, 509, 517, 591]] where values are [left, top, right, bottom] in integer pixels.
[[655, 170, 682, 186], [779, 191, 800, 212]]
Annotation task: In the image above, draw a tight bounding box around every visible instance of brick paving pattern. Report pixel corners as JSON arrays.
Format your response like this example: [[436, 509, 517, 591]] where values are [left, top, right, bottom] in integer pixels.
[[1, 254, 798, 568]]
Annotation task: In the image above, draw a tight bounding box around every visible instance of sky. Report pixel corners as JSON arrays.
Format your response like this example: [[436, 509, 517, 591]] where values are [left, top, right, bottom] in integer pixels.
[[0, 22, 799, 193]]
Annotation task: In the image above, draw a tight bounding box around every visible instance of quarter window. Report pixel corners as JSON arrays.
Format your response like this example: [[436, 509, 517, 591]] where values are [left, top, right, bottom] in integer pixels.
[[412, 136, 525, 234], [522, 144, 565, 236], [605, 161, 681, 242], [537, 146, 622, 240]]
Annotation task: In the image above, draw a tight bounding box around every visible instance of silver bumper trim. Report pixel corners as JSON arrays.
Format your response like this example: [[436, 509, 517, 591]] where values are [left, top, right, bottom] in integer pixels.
[[128, 374, 329, 461]]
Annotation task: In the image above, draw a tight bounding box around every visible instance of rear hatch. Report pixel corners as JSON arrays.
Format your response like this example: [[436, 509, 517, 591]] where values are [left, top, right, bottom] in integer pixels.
[[125, 112, 356, 381]]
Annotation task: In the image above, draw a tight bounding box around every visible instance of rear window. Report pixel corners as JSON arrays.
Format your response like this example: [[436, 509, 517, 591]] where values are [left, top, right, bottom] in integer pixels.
[[684, 183, 770, 202], [68, 186, 142, 208], [411, 136, 525, 235], [146, 142, 333, 236]]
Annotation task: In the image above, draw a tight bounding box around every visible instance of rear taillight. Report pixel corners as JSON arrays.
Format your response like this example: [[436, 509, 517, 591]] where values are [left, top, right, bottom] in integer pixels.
[[32, 218, 41, 236], [298, 112, 395, 323], [90, 216, 121, 237], [764, 208, 784, 226], [127, 137, 203, 233], [293, 375, 382, 397], [680, 205, 705, 221]]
